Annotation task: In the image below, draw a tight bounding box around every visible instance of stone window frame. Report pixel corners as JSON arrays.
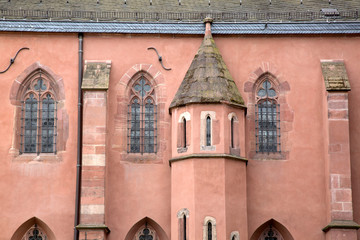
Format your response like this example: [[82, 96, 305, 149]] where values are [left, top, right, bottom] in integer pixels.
[[177, 208, 189, 240], [255, 78, 280, 154], [200, 111, 216, 151], [177, 112, 191, 153], [113, 64, 167, 163], [9, 62, 67, 162], [230, 231, 239, 240], [244, 63, 292, 160], [127, 72, 157, 154], [203, 216, 216, 240]]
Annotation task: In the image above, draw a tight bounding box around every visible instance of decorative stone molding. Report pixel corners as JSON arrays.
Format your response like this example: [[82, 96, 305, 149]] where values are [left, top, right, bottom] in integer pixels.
[[112, 63, 167, 163], [203, 216, 216, 240], [244, 64, 292, 160], [321, 60, 351, 91]]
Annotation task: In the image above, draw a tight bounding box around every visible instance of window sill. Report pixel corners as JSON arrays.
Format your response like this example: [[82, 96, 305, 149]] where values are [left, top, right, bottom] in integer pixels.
[[10, 149, 62, 162], [122, 152, 161, 164], [253, 151, 287, 160]]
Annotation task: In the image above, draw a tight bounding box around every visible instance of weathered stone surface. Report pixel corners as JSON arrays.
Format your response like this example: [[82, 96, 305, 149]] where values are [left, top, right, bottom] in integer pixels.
[[170, 30, 244, 109], [321, 60, 351, 91], [82, 61, 111, 90]]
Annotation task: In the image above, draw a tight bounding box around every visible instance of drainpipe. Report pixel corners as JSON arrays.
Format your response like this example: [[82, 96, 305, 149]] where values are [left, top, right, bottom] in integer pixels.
[[74, 32, 83, 240]]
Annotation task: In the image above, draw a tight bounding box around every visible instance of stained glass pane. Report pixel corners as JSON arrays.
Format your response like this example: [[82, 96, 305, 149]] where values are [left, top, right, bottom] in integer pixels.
[[41, 94, 55, 153]]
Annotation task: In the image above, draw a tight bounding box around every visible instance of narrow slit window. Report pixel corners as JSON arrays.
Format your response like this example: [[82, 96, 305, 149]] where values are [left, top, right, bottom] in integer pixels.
[[183, 117, 187, 148], [208, 222, 212, 240], [20, 70, 57, 154], [231, 117, 234, 148], [255, 79, 280, 153], [127, 74, 157, 154], [183, 214, 187, 240], [206, 116, 211, 146]]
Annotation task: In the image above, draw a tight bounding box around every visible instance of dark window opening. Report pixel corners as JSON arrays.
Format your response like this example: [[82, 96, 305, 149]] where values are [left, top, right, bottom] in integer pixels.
[[183, 118, 187, 148], [208, 222, 212, 240], [231, 117, 234, 148], [183, 214, 186, 240], [206, 116, 211, 146]]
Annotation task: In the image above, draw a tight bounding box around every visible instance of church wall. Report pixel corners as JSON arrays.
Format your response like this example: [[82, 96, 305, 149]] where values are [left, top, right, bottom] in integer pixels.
[[0, 32, 78, 240], [1, 31, 360, 239]]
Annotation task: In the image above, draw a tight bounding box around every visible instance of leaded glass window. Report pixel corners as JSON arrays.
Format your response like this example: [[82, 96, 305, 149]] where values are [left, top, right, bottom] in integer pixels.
[[128, 75, 157, 154], [255, 80, 280, 153], [20, 70, 57, 154]]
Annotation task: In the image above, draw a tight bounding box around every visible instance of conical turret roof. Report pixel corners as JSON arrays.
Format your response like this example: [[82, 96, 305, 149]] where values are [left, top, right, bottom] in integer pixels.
[[169, 19, 244, 109]]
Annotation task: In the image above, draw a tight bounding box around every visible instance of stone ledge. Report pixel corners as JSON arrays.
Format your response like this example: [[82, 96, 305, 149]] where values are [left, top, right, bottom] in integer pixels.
[[169, 153, 248, 166], [322, 220, 360, 232], [76, 224, 110, 234]]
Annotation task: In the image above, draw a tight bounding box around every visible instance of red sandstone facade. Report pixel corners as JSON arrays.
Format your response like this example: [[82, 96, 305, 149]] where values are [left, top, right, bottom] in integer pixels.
[[1, 8, 360, 240]]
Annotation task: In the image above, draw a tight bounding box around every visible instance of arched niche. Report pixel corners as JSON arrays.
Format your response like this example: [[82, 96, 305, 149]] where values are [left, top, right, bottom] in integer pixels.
[[11, 217, 56, 240], [250, 219, 294, 240], [124, 217, 169, 240]]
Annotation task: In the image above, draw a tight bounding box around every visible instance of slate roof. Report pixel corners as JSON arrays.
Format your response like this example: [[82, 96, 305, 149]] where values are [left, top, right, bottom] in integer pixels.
[[1, 21, 360, 34], [0, 0, 359, 22], [169, 21, 244, 109]]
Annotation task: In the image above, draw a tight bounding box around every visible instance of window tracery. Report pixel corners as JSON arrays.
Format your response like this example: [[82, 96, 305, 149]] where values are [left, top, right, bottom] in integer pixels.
[[22, 224, 47, 240], [20, 70, 57, 154], [255, 79, 280, 153], [127, 74, 157, 154], [258, 225, 284, 240]]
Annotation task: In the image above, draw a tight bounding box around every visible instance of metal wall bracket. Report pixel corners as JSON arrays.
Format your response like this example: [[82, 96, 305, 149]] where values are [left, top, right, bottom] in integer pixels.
[[0, 47, 30, 74], [147, 47, 171, 71]]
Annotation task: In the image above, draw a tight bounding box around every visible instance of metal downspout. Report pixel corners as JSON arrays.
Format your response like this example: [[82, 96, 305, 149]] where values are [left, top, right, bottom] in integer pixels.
[[74, 32, 83, 240]]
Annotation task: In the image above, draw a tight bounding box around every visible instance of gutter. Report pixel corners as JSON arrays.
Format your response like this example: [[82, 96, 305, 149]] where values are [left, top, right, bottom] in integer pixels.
[[74, 32, 83, 240]]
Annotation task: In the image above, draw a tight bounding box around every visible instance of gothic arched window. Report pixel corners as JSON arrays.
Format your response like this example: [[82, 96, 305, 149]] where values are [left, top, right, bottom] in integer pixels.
[[20, 70, 57, 154], [128, 74, 157, 154], [22, 224, 47, 240], [255, 79, 280, 153]]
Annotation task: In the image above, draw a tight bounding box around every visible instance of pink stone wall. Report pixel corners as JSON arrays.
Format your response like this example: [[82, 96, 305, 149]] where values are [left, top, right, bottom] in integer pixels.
[[0, 32, 78, 240], [1, 31, 360, 240]]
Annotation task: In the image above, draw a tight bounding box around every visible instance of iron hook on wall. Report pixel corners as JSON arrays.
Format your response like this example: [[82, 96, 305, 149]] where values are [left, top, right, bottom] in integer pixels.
[[0, 47, 30, 74], [147, 47, 171, 71]]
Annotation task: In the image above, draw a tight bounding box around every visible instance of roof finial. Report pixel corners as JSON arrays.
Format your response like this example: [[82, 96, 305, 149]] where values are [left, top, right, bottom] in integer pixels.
[[203, 17, 213, 36]]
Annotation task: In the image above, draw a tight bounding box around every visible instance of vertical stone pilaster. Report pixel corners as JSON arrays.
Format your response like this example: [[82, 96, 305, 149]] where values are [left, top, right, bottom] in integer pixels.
[[321, 60, 359, 238], [77, 61, 111, 240]]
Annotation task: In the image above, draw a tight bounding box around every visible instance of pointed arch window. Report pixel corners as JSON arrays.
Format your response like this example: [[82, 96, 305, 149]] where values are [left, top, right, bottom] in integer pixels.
[[22, 224, 48, 240], [258, 225, 284, 240], [128, 74, 157, 154], [255, 79, 280, 153], [20, 70, 57, 154], [203, 216, 216, 240]]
